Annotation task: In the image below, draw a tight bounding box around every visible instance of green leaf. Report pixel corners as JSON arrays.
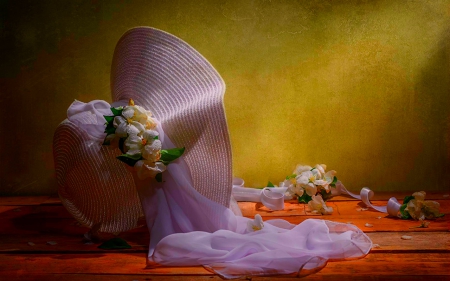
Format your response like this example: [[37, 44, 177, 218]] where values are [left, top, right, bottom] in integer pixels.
[[154, 135, 159, 140], [297, 192, 312, 204], [111, 107, 123, 116], [399, 204, 411, 220], [403, 195, 415, 205], [155, 173, 163, 182], [103, 115, 114, 123], [266, 181, 275, 188], [116, 153, 143, 167], [285, 174, 296, 180], [331, 176, 338, 185], [104, 123, 115, 135], [98, 237, 131, 250], [160, 147, 185, 164]]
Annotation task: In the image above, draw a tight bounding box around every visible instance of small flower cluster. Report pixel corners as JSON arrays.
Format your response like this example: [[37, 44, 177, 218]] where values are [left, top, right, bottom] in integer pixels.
[[103, 99, 184, 181], [281, 164, 337, 215], [247, 214, 264, 232], [400, 191, 444, 220]]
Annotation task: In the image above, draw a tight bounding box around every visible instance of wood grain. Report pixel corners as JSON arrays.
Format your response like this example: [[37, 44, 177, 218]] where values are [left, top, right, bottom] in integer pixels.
[[0, 195, 449, 281]]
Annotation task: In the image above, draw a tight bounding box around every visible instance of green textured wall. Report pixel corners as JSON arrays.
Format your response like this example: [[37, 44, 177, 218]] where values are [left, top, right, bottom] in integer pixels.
[[1, 0, 449, 195]]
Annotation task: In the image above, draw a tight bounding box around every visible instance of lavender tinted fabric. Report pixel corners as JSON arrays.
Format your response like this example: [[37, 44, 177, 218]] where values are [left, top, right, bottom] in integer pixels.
[[146, 133, 372, 278], [68, 100, 372, 279]]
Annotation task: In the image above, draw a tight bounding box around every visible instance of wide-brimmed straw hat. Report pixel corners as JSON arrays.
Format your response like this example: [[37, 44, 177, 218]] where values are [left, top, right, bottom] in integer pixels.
[[53, 27, 232, 233]]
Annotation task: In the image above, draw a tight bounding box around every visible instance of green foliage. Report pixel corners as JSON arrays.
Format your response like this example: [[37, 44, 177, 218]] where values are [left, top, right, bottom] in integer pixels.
[[103, 115, 114, 123], [399, 204, 411, 220], [104, 123, 115, 135], [285, 174, 296, 180], [330, 176, 338, 187], [160, 147, 185, 164], [116, 153, 143, 167], [98, 237, 131, 250], [267, 181, 275, 187], [110, 107, 123, 116], [297, 192, 312, 204], [403, 195, 414, 205]]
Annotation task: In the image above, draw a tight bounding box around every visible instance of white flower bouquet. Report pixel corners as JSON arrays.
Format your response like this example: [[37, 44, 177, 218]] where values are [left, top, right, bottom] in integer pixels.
[[103, 99, 184, 181], [282, 164, 338, 215], [400, 191, 444, 220]]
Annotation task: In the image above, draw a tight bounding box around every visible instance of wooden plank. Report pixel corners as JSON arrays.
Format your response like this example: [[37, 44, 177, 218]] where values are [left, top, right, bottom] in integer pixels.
[[1, 191, 448, 207], [367, 231, 450, 252], [329, 191, 450, 201], [0, 231, 447, 254], [41, 196, 64, 205], [0, 232, 149, 253], [0, 253, 448, 277], [0, 196, 50, 206], [1, 274, 448, 281], [0, 206, 21, 214], [264, 216, 449, 232], [0, 253, 213, 275], [316, 253, 450, 277], [0, 208, 447, 235], [0, 214, 446, 236], [238, 200, 450, 217], [0, 275, 226, 281]]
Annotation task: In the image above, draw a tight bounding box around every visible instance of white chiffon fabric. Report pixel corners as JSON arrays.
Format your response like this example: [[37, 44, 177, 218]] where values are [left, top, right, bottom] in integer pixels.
[[68, 100, 372, 279]]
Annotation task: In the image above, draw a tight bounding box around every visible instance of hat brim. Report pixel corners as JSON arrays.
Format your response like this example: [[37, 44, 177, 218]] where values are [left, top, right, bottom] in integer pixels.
[[111, 27, 232, 207]]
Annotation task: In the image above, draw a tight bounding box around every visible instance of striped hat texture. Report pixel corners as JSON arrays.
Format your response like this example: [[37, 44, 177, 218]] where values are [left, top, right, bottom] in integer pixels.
[[53, 27, 232, 233]]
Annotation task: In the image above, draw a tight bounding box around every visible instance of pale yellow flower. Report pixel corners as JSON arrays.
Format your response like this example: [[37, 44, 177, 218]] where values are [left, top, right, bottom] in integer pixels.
[[308, 194, 333, 215], [247, 214, 264, 232]]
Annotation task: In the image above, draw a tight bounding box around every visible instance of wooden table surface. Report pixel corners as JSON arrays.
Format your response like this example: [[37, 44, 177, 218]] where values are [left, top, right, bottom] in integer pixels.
[[0, 192, 449, 280]]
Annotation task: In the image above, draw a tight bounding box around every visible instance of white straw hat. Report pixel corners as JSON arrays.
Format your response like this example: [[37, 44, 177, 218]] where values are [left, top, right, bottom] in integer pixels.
[[53, 27, 232, 233]]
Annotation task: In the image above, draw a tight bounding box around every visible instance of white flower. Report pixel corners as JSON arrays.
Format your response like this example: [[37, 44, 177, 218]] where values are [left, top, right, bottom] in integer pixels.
[[405, 191, 441, 220], [113, 115, 145, 137], [412, 191, 426, 201], [124, 130, 161, 160], [288, 183, 304, 197], [293, 165, 312, 175], [406, 198, 424, 220], [134, 160, 166, 180], [314, 170, 337, 193], [308, 194, 333, 215], [122, 100, 156, 130], [296, 171, 317, 196], [142, 139, 162, 162], [279, 179, 293, 188], [112, 99, 156, 138], [311, 164, 326, 179], [423, 201, 441, 219], [247, 214, 264, 232]]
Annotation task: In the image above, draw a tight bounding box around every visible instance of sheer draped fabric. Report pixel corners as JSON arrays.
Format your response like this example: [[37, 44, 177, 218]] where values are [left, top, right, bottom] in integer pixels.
[[67, 100, 372, 279], [144, 127, 372, 279]]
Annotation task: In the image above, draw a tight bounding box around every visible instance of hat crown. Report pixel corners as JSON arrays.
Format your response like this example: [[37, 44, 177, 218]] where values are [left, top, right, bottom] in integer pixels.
[[110, 27, 232, 207]]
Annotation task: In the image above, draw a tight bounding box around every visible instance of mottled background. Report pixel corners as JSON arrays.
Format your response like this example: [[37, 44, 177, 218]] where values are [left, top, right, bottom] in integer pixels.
[[1, 0, 449, 195]]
